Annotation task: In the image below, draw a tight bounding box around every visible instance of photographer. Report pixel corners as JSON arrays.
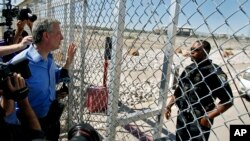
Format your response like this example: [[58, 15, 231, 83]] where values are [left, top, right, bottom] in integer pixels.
[[13, 20, 29, 44], [1, 7, 36, 62], [13, 7, 37, 45], [1, 23, 30, 62], [16, 7, 36, 31], [0, 73, 44, 141]]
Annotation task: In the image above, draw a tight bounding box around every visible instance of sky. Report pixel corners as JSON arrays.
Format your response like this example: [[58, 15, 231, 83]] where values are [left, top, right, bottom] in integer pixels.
[[178, 0, 250, 36], [122, 0, 250, 36], [3, 0, 250, 36]]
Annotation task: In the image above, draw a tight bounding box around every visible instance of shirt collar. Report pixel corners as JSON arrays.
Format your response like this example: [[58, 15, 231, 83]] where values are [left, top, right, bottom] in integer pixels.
[[27, 44, 53, 63]]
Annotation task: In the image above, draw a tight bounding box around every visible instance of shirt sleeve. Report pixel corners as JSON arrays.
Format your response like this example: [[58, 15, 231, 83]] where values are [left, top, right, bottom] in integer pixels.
[[56, 66, 70, 83], [214, 70, 233, 104], [174, 70, 186, 98], [55, 65, 61, 84]]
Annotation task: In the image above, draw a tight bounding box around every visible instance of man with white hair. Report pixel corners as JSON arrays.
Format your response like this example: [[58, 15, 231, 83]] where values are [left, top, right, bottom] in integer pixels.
[[10, 18, 77, 141]]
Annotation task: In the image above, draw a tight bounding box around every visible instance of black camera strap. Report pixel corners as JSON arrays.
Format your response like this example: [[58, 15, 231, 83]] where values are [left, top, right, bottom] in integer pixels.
[[46, 99, 65, 124], [5, 87, 29, 101]]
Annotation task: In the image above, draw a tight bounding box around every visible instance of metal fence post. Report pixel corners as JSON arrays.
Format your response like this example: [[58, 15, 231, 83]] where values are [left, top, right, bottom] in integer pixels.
[[79, 0, 88, 123], [154, 0, 180, 139], [106, 0, 126, 140], [68, 0, 76, 128]]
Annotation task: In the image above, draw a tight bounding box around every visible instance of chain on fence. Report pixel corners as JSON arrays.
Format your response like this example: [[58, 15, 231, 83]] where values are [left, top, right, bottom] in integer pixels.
[[1, 0, 250, 140]]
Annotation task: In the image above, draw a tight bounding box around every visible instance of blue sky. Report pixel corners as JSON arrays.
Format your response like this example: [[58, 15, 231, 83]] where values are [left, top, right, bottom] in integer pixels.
[[179, 0, 250, 36], [8, 0, 250, 36], [123, 0, 250, 36]]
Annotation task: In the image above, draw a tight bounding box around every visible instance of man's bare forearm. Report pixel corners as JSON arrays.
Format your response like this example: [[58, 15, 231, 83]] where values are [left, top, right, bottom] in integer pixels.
[[166, 95, 175, 109], [0, 97, 15, 116], [18, 98, 41, 131], [0, 44, 23, 57], [166, 88, 180, 109], [207, 102, 233, 120]]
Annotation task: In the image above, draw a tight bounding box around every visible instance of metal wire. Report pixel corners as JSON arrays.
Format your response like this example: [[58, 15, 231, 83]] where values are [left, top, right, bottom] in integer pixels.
[[1, 0, 249, 140]]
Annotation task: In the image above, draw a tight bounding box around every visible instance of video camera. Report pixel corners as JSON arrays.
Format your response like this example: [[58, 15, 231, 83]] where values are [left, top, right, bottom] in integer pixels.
[[1, 0, 37, 26], [17, 7, 37, 22], [0, 0, 18, 27], [0, 56, 31, 95], [0, 56, 31, 81]]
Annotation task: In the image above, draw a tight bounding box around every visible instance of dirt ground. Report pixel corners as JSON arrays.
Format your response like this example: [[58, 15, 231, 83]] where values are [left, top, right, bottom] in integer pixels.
[[2, 27, 249, 140]]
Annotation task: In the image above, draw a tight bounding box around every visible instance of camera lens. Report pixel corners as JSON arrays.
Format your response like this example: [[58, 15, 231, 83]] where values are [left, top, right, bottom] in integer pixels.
[[17, 8, 37, 22], [68, 123, 100, 141], [69, 135, 89, 141], [11, 8, 19, 17], [29, 14, 37, 22]]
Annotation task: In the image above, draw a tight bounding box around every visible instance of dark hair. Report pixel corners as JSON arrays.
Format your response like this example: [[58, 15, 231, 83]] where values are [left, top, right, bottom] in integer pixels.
[[196, 40, 211, 54]]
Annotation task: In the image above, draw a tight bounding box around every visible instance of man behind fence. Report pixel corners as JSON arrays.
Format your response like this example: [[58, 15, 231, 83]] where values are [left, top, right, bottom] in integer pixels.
[[165, 40, 233, 141], [9, 18, 77, 141]]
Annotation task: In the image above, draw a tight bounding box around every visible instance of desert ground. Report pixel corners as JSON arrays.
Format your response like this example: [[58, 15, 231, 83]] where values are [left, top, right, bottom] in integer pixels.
[[1, 27, 250, 140], [51, 30, 250, 141]]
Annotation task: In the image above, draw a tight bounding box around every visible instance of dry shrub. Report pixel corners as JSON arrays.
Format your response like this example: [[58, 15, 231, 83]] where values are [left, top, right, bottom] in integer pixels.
[[128, 48, 139, 56], [175, 48, 182, 54], [223, 50, 234, 58], [182, 50, 190, 57]]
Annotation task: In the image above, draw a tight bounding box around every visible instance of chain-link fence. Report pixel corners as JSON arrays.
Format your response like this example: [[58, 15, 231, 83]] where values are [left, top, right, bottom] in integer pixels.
[[1, 0, 250, 140]]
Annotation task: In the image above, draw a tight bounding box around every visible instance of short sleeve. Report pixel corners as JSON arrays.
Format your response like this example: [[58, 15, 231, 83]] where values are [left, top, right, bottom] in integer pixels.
[[214, 71, 233, 104]]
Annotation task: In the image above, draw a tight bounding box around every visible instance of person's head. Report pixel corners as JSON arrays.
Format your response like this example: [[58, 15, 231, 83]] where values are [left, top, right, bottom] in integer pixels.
[[32, 18, 63, 51], [190, 40, 211, 63]]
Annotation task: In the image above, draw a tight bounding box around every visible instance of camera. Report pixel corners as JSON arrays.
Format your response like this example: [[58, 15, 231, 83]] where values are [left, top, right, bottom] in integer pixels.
[[0, 0, 19, 27], [2, 6, 19, 18], [0, 56, 31, 82], [0, 56, 31, 84], [2, 6, 19, 26], [17, 7, 37, 22], [68, 122, 101, 141], [0, 57, 31, 100], [1, 1, 37, 26], [0, 0, 37, 45]]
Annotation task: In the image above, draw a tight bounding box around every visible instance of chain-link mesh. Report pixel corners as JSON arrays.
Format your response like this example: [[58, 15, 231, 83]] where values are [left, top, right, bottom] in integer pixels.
[[1, 0, 250, 140]]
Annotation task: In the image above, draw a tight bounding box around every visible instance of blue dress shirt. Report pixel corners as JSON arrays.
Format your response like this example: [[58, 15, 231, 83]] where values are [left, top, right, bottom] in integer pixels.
[[10, 44, 62, 118]]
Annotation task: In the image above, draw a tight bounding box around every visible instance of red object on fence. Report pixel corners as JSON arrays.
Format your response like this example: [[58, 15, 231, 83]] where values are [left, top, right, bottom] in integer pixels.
[[103, 60, 108, 87], [85, 37, 111, 113], [85, 86, 108, 112]]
